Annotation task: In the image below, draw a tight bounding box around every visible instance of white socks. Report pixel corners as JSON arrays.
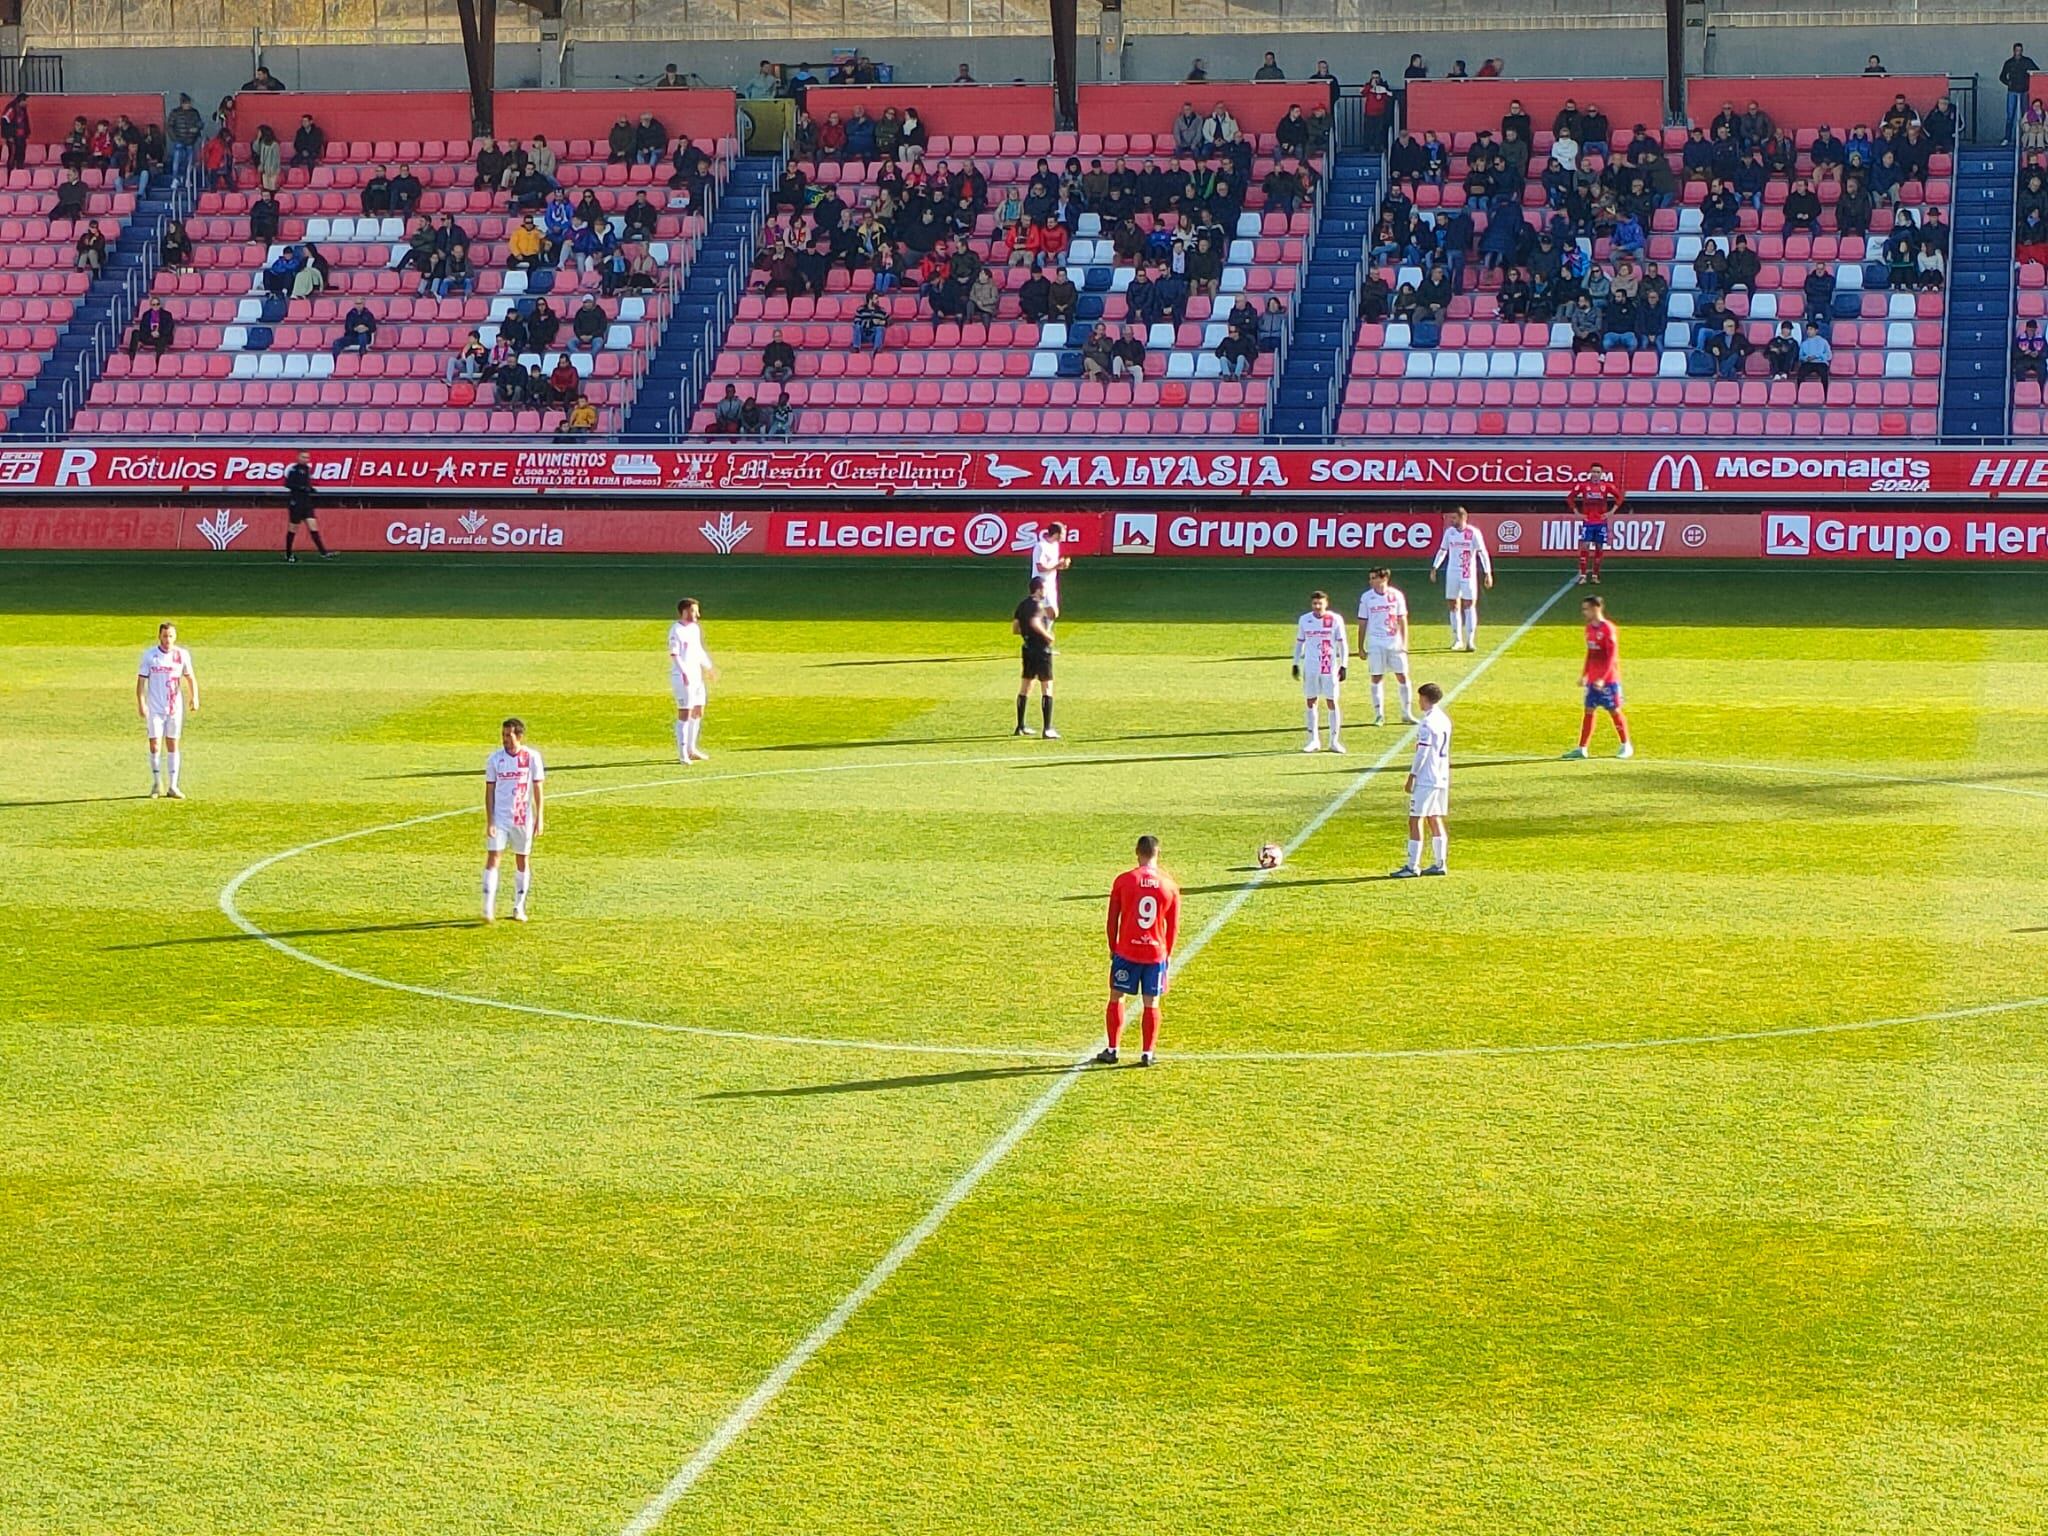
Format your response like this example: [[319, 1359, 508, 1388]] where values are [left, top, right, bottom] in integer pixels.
[[514, 868, 530, 915], [167, 750, 180, 790], [149, 748, 161, 784], [482, 866, 500, 918], [1431, 832, 1448, 868], [1328, 705, 1342, 747], [1449, 611, 1461, 646], [682, 716, 704, 756], [1399, 680, 1414, 718], [675, 719, 689, 760], [1303, 704, 1319, 745], [1450, 608, 1477, 647], [1370, 681, 1384, 718], [1463, 607, 1478, 648], [1404, 837, 1422, 870]]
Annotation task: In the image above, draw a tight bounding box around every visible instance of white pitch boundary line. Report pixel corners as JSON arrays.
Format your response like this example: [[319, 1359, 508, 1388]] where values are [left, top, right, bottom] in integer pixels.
[[611, 575, 1582, 1535]]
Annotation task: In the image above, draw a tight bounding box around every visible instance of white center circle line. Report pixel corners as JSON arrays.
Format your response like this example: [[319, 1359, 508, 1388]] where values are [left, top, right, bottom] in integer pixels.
[[220, 753, 2048, 1064]]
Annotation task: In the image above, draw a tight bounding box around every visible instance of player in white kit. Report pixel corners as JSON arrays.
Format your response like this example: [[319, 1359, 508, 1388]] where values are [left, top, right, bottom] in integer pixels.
[[667, 597, 717, 763], [135, 621, 199, 798], [1356, 567, 1417, 726], [1030, 522, 1070, 619], [482, 717, 545, 922], [1291, 590, 1350, 752], [1429, 506, 1493, 651], [1391, 682, 1450, 877]]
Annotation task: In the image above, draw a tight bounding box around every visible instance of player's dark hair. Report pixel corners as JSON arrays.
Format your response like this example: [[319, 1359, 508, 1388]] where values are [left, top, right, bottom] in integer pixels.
[[1582, 595, 1604, 610], [1029, 575, 1045, 592], [1417, 683, 1443, 704], [1309, 589, 1328, 603], [676, 597, 698, 615], [501, 717, 526, 736], [1047, 522, 1065, 537], [1368, 567, 1390, 580], [1135, 834, 1160, 859]]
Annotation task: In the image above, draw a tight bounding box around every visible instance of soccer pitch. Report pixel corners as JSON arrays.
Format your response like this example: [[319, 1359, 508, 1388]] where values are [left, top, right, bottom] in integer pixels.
[[6, 552, 2048, 1536]]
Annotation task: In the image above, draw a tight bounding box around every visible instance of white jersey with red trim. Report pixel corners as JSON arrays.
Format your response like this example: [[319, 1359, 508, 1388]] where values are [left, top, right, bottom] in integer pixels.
[[137, 644, 194, 715], [485, 746, 545, 829], [1357, 584, 1409, 646]]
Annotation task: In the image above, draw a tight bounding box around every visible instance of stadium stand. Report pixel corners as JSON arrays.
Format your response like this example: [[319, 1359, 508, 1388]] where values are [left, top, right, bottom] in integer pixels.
[[71, 91, 739, 438], [688, 83, 1327, 437], [1336, 76, 1955, 440]]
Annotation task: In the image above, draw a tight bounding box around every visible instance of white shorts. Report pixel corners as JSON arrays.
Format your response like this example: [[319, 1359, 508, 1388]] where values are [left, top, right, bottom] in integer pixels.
[[1039, 578, 1059, 612], [1367, 642, 1410, 676], [671, 676, 707, 709], [144, 707, 184, 739], [1444, 576, 1480, 602], [487, 821, 535, 855], [1409, 782, 1449, 819], [1302, 672, 1340, 701]]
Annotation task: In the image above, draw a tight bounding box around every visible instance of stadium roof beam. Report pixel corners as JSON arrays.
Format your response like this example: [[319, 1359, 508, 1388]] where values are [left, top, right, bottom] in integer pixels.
[[455, 0, 562, 134], [1052, 0, 1078, 130]]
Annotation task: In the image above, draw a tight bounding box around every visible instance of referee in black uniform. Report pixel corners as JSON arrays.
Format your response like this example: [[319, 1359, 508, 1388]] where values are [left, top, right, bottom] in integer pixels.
[[1013, 575, 1059, 739], [282, 451, 334, 563]]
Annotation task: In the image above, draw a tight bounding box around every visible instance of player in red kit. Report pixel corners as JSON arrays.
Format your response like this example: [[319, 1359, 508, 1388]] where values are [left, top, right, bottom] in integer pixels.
[[1564, 594, 1634, 758], [1567, 462, 1624, 584], [1097, 834, 1180, 1067]]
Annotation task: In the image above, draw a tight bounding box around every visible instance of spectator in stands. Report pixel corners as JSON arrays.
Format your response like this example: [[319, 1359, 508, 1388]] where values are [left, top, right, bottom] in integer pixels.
[[290, 114, 325, 173], [526, 298, 561, 350], [1699, 177, 1740, 236], [378, 163, 419, 218], [1, 93, 28, 174], [1566, 293, 1603, 353], [2016, 319, 2048, 382], [389, 216, 433, 277], [557, 394, 600, 441], [1924, 96, 1958, 152], [1733, 148, 1769, 213], [606, 116, 636, 164], [251, 124, 282, 194], [957, 266, 996, 327], [474, 140, 507, 190], [617, 191, 659, 243], [844, 108, 877, 163], [1802, 125, 1841, 180], [1202, 103, 1242, 158], [1275, 105, 1311, 160], [73, 219, 107, 274], [1763, 321, 1799, 379], [1414, 263, 1453, 322], [854, 292, 889, 351], [1154, 264, 1190, 326], [1600, 287, 1642, 353], [331, 302, 378, 357], [1802, 260, 1837, 317], [1114, 325, 1148, 379], [243, 64, 286, 91], [1895, 121, 1933, 181], [1185, 233, 1223, 296], [1255, 51, 1285, 81], [541, 191, 576, 264], [358, 163, 393, 217], [1916, 238, 1946, 289], [1361, 71, 1394, 153], [1884, 218, 1921, 288], [126, 296, 175, 360], [446, 330, 489, 385], [1169, 102, 1202, 160], [1388, 129, 1428, 196], [2021, 168, 2048, 228], [163, 94, 202, 185], [50, 169, 89, 224], [506, 214, 546, 272], [756, 326, 797, 380], [1724, 234, 1760, 293], [1701, 315, 1749, 379], [768, 390, 795, 439], [492, 353, 529, 409], [156, 219, 195, 273], [1835, 173, 1873, 237], [1081, 326, 1116, 381], [1215, 310, 1258, 376], [1843, 122, 1874, 168], [1494, 267, 1532, 320], [544, 354, 580, 405], [1864, 54, 1888, 76], [241, 188, 278, 247], [1391, 280, 1423, 324], [1796, 321, 1832, 385], [1870, 147, 1903, 204], [1783, 178, 1821, 232], [1047, 267, 1078, 324], [1404, 53, 1428, 84], [1258, 295, 1287, 355], [741, 60, 781, 101], [1679, 125, 1715, 183], [2004, 44, 2041, 143], [2018, 209, 2048, 266], [631, 110, 667, 167], [571, 216, 619, 274]]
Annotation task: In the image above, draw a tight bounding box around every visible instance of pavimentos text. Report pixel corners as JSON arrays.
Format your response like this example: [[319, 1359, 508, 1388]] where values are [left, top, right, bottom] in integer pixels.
[[23, 506, 2048, 561], [17, 445, 2048, 499]]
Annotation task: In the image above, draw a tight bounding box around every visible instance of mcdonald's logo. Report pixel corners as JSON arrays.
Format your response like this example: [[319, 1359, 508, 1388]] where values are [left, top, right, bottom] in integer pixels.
[[1645, 453, 1706, 493]]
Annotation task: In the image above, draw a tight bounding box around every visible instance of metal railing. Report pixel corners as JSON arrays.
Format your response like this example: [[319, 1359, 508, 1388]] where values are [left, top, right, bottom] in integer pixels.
[[0, 54, 64, 95]]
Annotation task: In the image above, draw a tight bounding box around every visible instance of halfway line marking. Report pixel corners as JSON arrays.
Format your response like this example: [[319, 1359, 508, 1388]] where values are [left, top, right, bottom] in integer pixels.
[[612, 576, 1581, 1533]]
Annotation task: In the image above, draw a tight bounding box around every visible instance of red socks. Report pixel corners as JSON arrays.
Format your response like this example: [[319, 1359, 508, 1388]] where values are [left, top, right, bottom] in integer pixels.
[[1578, 550, 1589, 577], [1104, 1001, 1124, 1050], [1579, 710, 1596, 748], [1140, 1006, 1160, 1054], [1590, 547, 1603, 578], [1612, 710, 1630, 745]]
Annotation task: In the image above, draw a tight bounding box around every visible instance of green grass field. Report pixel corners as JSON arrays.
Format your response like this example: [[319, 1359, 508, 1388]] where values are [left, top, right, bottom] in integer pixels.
[[6, 552, 2048, 1536]]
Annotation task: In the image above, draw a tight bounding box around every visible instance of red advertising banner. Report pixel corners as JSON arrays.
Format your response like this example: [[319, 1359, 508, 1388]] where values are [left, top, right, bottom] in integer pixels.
[[1760, 509, 2048, 560], [11, 443, 2048, 502], [0, 503, 1771, 559]]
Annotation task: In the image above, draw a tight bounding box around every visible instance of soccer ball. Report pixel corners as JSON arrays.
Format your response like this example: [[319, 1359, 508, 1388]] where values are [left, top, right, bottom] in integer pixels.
[[1258, 843, 1284, 870]]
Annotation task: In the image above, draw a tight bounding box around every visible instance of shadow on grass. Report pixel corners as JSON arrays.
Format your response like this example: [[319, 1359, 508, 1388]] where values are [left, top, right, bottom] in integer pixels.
[[701, 1062, 1077, 1099], [105, 918, 484, 950], [0, 793, 155, 809], [808, 655, 989, 669], [372, 757, 680, 780]]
